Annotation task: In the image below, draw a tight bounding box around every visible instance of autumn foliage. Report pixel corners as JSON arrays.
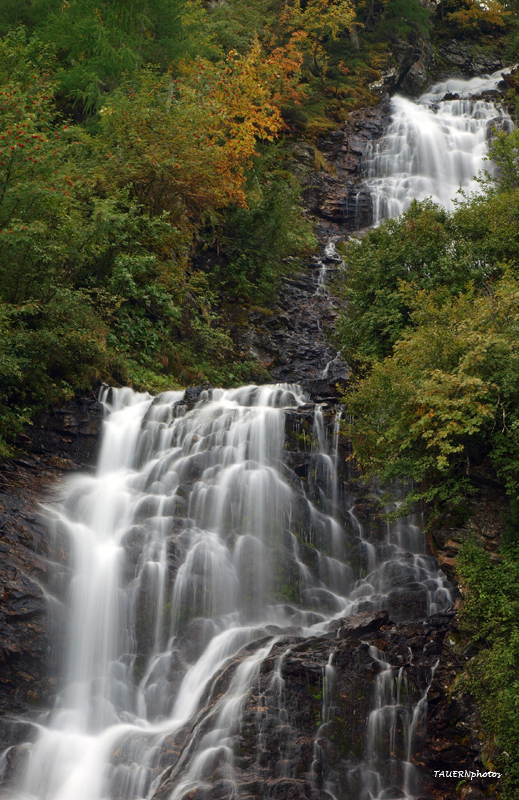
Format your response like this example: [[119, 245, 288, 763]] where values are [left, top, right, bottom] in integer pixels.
[[0, 26, 314, 453], [98, 41, 303, 228]]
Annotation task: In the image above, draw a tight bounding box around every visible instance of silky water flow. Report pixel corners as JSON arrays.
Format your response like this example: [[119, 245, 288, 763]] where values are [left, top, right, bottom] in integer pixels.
[[1, 385, 452, 800], [363, 68, 513, 223]]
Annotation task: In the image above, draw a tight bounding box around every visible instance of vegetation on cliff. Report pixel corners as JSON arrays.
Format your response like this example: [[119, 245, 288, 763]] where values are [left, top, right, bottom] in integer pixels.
[[0, 26, 314, 454], [0, 0, 513, 454], [458, 537, 519, 797]]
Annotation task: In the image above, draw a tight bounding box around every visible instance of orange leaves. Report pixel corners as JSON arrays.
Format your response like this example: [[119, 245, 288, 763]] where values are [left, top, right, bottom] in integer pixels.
[[99, 42, 300, 226], [446, 0, 509, 30]]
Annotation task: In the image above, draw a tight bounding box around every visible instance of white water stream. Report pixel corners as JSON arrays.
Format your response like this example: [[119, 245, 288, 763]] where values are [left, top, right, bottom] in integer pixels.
[[364, 68, 513, 223], [2, 385, 451, 800]]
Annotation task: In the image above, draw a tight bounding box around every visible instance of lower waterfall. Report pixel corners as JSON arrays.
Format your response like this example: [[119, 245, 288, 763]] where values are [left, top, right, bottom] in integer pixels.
[[1, 385, 452, 800]]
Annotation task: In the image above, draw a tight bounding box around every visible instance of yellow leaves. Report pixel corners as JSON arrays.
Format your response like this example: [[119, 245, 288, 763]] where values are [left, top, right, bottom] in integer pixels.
[[345, 274, 519, 493], [279, 0, 355, 85], [446, 0, 509, 30], [410, 371, 492, 467], [285, 0, 355, 40]]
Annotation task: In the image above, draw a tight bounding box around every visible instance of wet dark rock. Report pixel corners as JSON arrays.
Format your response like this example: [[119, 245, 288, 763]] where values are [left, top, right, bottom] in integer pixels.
[[300, 588, 343, 613], [301, 103, 390, 234], [0, 394, 104, 749], [388, 584, 429, 622], [151, 615, 452, 800], [20, 394, 103, 469], [184, 385, 212, 405], [233, 262, 348, 399], [231, 101, 396, 393], [336, 609, 390, 638], [177, 452, 212, 483], [393, 39, 436, 97], [177, 618, 219, 664], [487, 113, 513, 139], [367, 36, 501, 99], [416, 613, 494, 800], [437, 40, 503, 80]]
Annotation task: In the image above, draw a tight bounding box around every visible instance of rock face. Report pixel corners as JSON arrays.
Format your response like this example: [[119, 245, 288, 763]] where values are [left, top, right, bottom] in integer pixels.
[[232, 104, 395, 394], [370, 36, 504, 99], [231, 253, 349, 400], [428, 464, 506, 583], [435, 39, 503, 82], [21, 395, 104, 468], [0, 394, 103, 750], [152, 612, 453, 800], [419, 471, 508, 799], [288, 103, 391, 235], [418, 613, 495, 800]]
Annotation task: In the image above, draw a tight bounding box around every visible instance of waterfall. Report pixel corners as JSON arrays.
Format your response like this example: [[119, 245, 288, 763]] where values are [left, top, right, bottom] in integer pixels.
[[6, 65, 502, 800], [364, 68, 513, 224], [2, 385, 452, 800]]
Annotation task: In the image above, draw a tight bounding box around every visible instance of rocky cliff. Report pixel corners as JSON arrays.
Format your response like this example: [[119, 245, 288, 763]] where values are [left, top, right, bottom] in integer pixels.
[[0, 396, 102, 755], [0, 387, 497, 800]]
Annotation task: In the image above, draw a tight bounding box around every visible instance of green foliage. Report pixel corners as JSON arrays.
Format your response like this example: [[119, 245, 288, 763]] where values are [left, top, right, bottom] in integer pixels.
[[208, 0, 277, 54], [336, 131, 519, 511], [211, 152, 316, 301], [334, 191, 519, 375], [377, 0, 432, 39], [488, 129, 519, 192], [0, 28, 315, 454], [343, 276, 519, 507], [0, 292, 109, 451], [458, 539, 519, 798], [0, 0, 212, 112], [335, 200, 456, 372]]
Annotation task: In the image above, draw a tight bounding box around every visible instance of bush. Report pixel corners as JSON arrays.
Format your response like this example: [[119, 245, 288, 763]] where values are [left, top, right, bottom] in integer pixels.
[[333, 191, 519, 375], [213, 156, 316, 302]]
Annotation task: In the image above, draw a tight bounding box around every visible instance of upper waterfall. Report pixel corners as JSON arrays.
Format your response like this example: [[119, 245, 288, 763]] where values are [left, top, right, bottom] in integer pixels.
[[364, 68, 513, 224]]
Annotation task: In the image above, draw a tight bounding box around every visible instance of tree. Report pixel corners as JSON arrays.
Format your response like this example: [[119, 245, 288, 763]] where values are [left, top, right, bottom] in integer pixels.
[[281, 0, 355, 87], [0, 0, 214, 112], [443, 0, 509, 32], [97, 42, 301, 229]]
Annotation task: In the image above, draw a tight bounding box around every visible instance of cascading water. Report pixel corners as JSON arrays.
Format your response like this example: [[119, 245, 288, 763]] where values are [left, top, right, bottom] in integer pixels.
[[351, 646, 429, 800], [364, 68, 513, 224], [2, 384, 451, 800]]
